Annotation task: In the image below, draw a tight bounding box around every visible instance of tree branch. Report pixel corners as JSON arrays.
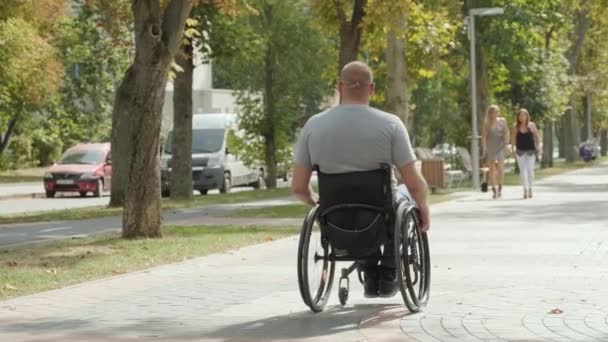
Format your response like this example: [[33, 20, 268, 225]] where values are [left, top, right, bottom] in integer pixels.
[[0, 118, 18, 155], [162, 0, 194, 58], [334, 0, 346, 23], [351, 0, 367, 29]]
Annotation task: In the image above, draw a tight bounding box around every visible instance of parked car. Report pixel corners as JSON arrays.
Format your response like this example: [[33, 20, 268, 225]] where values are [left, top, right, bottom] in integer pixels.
[[431, 143, 457, 157], [160, 113, 263, 197], [43, 143, 111, 198]]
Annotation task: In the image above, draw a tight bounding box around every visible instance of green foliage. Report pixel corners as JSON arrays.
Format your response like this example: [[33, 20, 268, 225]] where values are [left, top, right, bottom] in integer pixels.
[[7, 135, 33, 169], [49, 0, 132, 147], [211, 0, 333, 169]]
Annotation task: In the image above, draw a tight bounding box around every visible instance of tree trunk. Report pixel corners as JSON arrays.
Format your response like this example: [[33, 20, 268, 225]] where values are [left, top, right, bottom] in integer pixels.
[[264, 134, 277, 188], [562, 7, 590, 163], [476, 45, 489, 132], [109, 0, 192, 238], [601, 129, 607, 157], [0, 117, 18, 155], [563, 107, 579, 163], [558, 120, 565, 158], [109, 66, 136, 208], [541, 120, 554, 168], [262, 3, 277, 189], [385, 13, 408, 125], [336, 0, 368, 72], [170, 39, 194, 200], [584, 92, 592, 141]]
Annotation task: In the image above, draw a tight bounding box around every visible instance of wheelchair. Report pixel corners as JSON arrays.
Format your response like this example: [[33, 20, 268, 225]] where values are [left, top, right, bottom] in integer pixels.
[[297, 164, 430, 313]]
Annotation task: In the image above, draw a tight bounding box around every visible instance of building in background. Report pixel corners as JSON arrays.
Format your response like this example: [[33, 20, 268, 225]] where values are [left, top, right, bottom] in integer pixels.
[[161, 60, 238, 137]]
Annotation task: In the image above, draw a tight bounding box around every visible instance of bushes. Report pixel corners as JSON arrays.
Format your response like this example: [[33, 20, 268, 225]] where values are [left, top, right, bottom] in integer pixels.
[[31, 130, 63, 167], [7, 135, 33, 169]]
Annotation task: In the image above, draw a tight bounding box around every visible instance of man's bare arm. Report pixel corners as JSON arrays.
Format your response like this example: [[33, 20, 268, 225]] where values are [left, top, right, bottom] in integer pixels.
[[291, 164, 318, 206], [397, 162, 430, 231]]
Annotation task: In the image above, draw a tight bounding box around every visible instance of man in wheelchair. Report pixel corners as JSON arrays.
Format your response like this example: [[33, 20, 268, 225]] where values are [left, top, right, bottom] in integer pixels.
[[291, 61, 430, 299]]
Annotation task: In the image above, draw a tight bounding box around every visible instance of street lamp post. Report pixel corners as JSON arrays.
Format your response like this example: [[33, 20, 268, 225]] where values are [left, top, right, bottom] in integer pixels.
[[468, 7, 504, 189]]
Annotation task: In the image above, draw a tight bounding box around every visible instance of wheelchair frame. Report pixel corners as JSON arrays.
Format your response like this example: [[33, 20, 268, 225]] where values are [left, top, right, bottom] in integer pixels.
[[297, 199, 431, 313]]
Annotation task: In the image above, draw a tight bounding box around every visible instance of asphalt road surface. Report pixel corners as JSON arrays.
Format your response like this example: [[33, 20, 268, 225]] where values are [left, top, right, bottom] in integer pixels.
[[0, 197, 297, 249]]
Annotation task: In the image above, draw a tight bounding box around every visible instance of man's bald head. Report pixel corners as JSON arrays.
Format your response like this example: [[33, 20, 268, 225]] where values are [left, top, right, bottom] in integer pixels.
[[339, 61, 374, 104]]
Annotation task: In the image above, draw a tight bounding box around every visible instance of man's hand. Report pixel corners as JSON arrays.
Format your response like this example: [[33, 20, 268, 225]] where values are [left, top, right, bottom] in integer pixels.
[[292, 164, 317, 207], [398, 162, 430, 232], [418, 204, 430, 232]]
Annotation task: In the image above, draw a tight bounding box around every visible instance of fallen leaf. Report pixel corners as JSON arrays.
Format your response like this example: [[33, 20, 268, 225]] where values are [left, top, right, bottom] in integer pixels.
[[6, 261, 17, 267], [45, 268, 57, 275], [4, 283, 18, 290], [548, 308, 564, 314], [264, 236, 274, 242]]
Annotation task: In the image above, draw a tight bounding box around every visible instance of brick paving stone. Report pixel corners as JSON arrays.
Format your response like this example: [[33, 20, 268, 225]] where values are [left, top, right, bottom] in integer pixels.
[[1, 162, 607, 341]]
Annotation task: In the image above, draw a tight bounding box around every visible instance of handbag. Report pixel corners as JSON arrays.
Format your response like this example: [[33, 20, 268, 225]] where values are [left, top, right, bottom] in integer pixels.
[[481, 181, 488, 193]]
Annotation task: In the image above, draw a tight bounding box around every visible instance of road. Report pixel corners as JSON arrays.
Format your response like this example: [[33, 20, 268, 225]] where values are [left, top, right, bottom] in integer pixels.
[[0, 182, 43, 198], [1, 162, 607, 341], [0, 197, 298, 248], [0, 180, 292, 216]]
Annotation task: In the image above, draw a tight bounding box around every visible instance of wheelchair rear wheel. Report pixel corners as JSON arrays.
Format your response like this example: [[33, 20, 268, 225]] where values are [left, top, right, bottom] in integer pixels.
[[297, 205, 335, 313], [395, 205, 431, 313]]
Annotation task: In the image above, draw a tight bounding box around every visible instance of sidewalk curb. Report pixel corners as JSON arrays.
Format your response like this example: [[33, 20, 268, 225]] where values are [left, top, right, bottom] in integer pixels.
[[0, 192, 46, 200]]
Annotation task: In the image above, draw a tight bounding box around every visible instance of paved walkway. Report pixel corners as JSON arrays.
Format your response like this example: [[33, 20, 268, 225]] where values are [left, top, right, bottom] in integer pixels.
[[1, 162, 608, 341]]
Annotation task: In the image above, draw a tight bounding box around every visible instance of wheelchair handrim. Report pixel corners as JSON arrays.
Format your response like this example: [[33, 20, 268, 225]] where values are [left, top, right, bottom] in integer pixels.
[[297, 205, 335, 312], [395, 207, 431, 312]]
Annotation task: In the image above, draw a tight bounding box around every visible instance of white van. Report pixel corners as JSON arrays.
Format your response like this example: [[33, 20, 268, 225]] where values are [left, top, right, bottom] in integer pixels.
[[160, 113, 263, 196]]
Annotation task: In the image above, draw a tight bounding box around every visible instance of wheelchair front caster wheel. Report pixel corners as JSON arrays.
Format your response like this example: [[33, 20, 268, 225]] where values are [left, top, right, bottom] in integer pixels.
[[339, 287, 349, 305]]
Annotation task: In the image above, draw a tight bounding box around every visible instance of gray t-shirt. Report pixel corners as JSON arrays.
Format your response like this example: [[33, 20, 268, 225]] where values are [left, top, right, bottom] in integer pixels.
[[294, 104, 416, 195]]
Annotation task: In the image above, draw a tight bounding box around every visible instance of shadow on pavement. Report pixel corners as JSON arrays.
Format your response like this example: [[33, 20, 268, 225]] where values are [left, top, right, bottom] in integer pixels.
[[0, 304, 414, 341], [199, 303, 410, 341]]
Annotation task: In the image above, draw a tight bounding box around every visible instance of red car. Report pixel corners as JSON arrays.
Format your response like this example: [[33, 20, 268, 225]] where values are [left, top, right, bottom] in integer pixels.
[[43, 143, 112, 198]]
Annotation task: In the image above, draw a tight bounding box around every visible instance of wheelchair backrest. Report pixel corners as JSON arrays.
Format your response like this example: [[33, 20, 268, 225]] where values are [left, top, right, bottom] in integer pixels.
[[316, 164, 394, 255]]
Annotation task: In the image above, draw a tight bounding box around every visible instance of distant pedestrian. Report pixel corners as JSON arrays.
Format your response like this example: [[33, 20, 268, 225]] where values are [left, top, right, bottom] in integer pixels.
[[511, 108, 540, 199], [481, 105, 510, 199]]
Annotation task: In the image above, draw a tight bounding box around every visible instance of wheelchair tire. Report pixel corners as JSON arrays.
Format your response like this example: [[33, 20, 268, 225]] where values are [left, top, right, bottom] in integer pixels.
[[339, 287, 349, 306], [297, 205, 336, 313], [395, 204, 431, 313]]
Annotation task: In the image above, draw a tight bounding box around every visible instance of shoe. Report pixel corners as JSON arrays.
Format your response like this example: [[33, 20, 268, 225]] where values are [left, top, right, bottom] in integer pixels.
[[498, 185, 503, 198], [492, 187, 497, 199], [528, 188, 533, 198], [523, 188, 528, 199], [378, 268, 399, 298], [363, 269, 378, 298]]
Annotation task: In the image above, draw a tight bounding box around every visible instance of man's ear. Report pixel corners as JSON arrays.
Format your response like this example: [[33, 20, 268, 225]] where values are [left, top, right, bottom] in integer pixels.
[[369, 83, 375, 96]]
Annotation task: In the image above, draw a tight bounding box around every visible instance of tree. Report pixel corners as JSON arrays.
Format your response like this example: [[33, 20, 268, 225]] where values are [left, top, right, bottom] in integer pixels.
[[169, 2, 242, 200], [109, 0, 193, 238], [311, 0, 368, 75], [0, 17, 63, 156], [212, 0, 333, 188], [52, 0, 132, 149], [170, 32, 195, 200]]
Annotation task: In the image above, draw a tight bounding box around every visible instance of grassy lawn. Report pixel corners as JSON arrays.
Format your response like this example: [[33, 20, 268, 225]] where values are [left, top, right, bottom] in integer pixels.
[[0, 187, 292, 225], [0, 225, 299, 300], [231, 192, 457, 219], [0, 168, 45, 183]]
